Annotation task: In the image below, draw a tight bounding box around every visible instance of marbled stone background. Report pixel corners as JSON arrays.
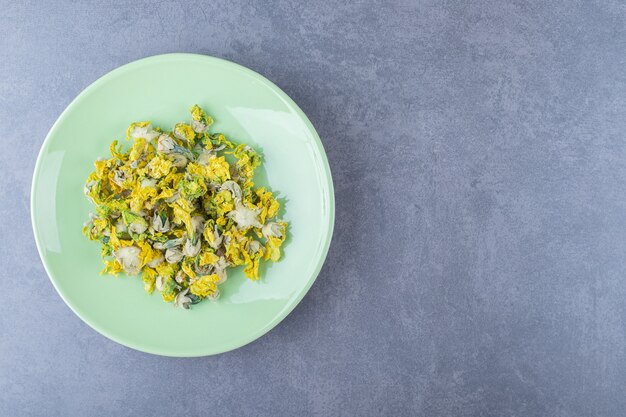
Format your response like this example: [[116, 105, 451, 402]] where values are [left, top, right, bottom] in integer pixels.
[[1, 1, 626, 416]]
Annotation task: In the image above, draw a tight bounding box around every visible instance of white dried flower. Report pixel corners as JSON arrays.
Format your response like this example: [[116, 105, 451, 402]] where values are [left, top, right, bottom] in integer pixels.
[[262, 222, 284, 239], [147, 253, 164, 268], [114, 246, 141, 275], [113, 170, 127, 187], [195, 263, 213, 275], [191, 120, 207, 133], [220, 180, 242, 201], [84, 180, 96, 196], [196, 152, 211, 166], [227, 201, 262, 229], [130, 123, 159, 142], [183, 235, 201, 257], [165, 247, 184, 264], [214, 257, 229, 284], [140, 178, 157, 188], [152, 212, 170, 233], [153, 237, 184, 250], [165, 191, 181, 203], [215, 268, 228, 285], [174, 288, 192, 309], [207, 225, 223, 250], [157, 134, 176, 153], [128, 219, 148, 235], [175, 270, 186, 284], [114, 219, 127, 234], [248, 240, 263, 254], [169, 153, 188, 168], [156, 275, 166, 291], [191, 216, 205, 235]]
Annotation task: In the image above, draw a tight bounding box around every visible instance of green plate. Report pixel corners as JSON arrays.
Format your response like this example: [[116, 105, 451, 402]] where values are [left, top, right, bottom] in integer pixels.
[[31, 54, 334, 357]]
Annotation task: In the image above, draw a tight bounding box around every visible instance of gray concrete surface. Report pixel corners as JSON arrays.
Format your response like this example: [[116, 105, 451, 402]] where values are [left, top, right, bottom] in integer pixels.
[[2, 1, 626, 416]]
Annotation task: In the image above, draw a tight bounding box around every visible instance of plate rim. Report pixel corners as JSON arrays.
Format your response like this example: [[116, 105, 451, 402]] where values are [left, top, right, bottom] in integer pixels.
[[30, 53, 335, 357]]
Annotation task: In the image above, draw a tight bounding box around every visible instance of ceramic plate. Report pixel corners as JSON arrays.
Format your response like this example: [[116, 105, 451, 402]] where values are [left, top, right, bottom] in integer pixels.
[[31, 54, 334, 357]]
